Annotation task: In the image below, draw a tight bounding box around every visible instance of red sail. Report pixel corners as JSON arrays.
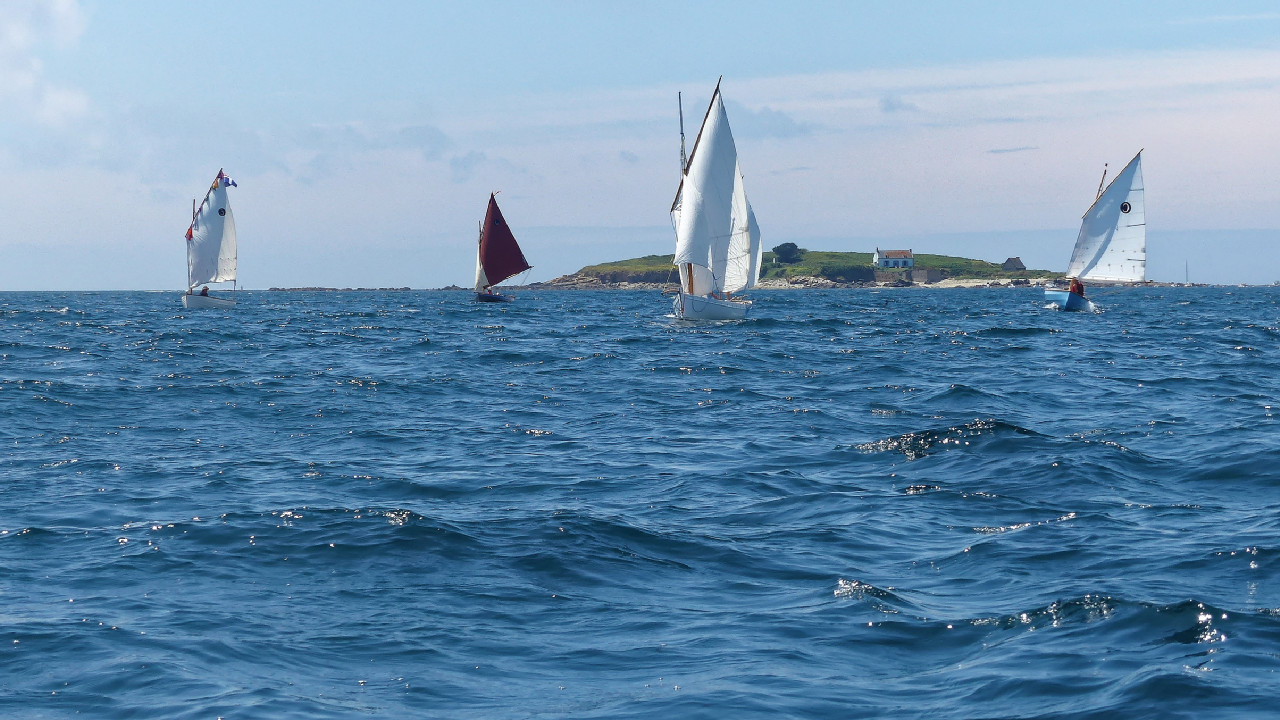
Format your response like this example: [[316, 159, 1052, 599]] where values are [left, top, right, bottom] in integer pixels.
[[478, 194, 531, 288]]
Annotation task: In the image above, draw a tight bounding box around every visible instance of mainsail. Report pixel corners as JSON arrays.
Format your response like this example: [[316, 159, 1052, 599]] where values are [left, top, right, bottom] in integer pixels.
[[474, 193, 531, 292], [185, 169, 237, 289], [1066, 151, 1145, 283], [671, 81, 762, 296]]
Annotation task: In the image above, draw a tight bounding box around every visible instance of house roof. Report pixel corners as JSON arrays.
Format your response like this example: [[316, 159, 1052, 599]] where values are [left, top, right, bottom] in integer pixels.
[[879, 249, 913, 258]]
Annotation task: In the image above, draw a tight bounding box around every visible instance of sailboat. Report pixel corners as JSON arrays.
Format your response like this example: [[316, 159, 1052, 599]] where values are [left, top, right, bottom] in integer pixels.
[[182, 169, 238, 309], [473, 193, 531, 302], [1046, 150, 1145, 311], [669, 78, 762, 321]]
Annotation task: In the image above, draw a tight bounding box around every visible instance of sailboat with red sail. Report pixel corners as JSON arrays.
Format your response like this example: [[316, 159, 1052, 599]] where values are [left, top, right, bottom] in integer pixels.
[[473, 193, 531, 302]]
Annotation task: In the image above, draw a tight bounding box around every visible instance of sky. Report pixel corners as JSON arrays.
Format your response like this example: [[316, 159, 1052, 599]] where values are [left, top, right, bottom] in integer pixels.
[[2, 0, 1279, 289]]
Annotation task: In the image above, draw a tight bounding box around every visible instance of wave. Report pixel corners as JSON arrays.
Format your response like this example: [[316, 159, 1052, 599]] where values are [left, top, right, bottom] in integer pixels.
[[848, 418, 1039, 460], [5, 288, 1280, 718]]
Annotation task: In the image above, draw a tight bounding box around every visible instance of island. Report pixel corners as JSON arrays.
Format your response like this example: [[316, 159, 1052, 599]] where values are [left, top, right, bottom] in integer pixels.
[[526, 245, 1061, 290]]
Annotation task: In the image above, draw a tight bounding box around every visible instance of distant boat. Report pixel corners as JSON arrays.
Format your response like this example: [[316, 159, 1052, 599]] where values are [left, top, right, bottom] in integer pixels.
[[473, 193, 531, 302], [1046, 150, 1145, 311], [669, 78, 762, 320], [182, 169, 238, 309]]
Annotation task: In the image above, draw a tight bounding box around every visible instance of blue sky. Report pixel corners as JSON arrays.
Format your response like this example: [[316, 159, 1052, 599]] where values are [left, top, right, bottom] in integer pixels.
[[2, 1, 1279, 289]]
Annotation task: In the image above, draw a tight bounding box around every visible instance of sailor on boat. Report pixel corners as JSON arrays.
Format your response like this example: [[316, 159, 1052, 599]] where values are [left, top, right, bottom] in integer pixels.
[[1043, 149, 1143, 311]]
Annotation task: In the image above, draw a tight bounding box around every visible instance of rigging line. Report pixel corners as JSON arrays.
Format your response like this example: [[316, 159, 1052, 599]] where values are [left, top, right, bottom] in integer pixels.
[[662, 265, 678, 295]]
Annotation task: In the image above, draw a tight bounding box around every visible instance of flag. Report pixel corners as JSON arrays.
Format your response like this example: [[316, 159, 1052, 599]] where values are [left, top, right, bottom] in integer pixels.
[[217, 170, 237, 188], [185, 226, 193, 240]]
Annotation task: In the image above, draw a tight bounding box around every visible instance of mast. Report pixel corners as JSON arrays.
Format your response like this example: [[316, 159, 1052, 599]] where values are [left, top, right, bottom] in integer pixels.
[[1095, 163, 1108, 200], [677, 91, 689, 293], [475, 219, 485, 291], [188, 198, 196, 289], [678, 92, 687, 172], [670, 76, 722, 214]]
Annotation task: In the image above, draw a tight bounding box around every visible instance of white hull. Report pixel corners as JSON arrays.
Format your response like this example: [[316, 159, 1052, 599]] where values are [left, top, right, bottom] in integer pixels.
[[182, 294, 237, 309], [673, 293, 751, 320]]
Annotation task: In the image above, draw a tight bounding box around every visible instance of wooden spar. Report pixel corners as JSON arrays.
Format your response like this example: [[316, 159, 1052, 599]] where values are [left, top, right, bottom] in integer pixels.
[[1081, 150, 1141, 219], [678, 92, 687, 172], [671, 77, 723, 213], [1095, 163, 1108, 200], [188, 198, 196, 290]]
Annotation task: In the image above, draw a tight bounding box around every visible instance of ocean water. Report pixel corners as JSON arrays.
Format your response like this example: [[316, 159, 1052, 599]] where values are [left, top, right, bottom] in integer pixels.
[[2, 286, 1278, 719]]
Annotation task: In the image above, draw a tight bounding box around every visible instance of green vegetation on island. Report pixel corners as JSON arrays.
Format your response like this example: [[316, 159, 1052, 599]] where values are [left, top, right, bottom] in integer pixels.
[[573, 245, 1060, 285]]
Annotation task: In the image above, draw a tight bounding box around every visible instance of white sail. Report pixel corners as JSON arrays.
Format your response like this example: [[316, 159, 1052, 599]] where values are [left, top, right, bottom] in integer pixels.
[[745, 202, 762, 287], [474, 231, 489, 292], [1066, 151, 1145, 283], [187, 178, 237, 288], [721, 168, 761, 293], [672, 84, 759, 295]]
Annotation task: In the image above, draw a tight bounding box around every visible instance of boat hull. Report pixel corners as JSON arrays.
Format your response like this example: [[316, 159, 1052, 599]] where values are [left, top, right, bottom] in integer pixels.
[[182, 294, 237, 309], [673, 293, 751, 320], [1044, 288, 1091, 312], [475, 291, 514, 303]]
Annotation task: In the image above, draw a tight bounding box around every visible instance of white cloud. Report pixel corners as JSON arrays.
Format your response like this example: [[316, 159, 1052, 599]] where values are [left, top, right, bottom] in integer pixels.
[[0, 0, 88, 126], [879, 95, 920, 114], [724, 100, 815, 139], [1168, 13, 1280, 25], [706, 49, 1280, 238]]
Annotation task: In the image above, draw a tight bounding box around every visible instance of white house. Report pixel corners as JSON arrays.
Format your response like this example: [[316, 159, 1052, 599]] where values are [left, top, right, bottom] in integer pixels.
[[873, 248, 914, 269]]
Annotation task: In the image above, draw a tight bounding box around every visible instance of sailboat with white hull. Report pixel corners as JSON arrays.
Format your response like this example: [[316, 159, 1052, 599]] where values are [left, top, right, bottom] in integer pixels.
[[669, 79, 762, 321], [182, 169, 238, 309], [1046, 150, 1145, 311], [474, 193, 531, 303]]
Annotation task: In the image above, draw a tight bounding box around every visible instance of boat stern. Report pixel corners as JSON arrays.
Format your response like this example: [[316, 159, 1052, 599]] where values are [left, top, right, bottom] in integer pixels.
[[1044, 288, 1090, 312], [673, 293, 752, 321], [182, 293, 237, 309]]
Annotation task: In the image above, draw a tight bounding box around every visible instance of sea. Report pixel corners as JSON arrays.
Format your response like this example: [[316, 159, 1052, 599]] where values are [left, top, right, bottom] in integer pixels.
[[2, 286, 1278, 719]]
